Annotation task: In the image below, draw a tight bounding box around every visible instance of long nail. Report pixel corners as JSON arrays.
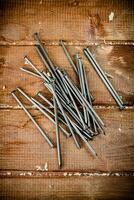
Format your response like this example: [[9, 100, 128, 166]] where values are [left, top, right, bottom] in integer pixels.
[[20, 67, 41, 78], [53, 84, 62, 167], [35, 45, 55, 78], [33, 33, 56, 75], [11, 91, 54, 148], [72, 121, 93, 140], [84, 48, 125, 110], [81, 63, 98, 132], [37, 92, 89, 140], [82, 64, 93, 104], [76, 54, 88, 124], [64, 75, 104, 127], [57, 68, 87, 130], [24, 56, 49, 82], [37, 92, 53, 107], [31, 97, 68, 127], [44, 82, 79, 123], [59, 40, 78, 73], [17, 87, 70, 137], [33, 38, 71, 105], [52, 87, 85, 128], [70, 120, 97, 157], [50, 84, 81, 149]]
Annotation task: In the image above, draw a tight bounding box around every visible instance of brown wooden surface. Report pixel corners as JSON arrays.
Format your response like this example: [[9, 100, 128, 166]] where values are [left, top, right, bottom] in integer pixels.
[[0, 177, 134, 200], [0, 0, 134, 199], [0, 0, 134, 43], [0, 108, 134, 171]]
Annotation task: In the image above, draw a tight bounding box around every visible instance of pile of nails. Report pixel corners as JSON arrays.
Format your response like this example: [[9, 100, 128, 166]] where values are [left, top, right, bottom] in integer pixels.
[[12, 33, 125, 168]]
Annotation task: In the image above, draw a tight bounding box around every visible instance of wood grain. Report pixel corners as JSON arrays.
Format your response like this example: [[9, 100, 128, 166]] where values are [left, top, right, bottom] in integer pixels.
[[0, 176, 134, 200], [0, 108, 133, 171], [0, 0, 134, 43], [0, 45, 133, 107], [0, 1, 134, 199]]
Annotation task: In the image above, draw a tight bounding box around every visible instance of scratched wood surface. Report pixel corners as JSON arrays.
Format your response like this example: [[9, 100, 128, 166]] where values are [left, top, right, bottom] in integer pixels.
[[0, 108, 134, 171], [0, 177, 134, 200], [0, 0, 134, 199], [0, 0, 134, 43]]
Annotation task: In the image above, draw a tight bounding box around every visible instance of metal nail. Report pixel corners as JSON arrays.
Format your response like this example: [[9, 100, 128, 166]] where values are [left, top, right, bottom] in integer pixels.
[[33, 33, 56, 75], [50, 83, 81, 149], [59, 40, 78, 73], [31, 97, 68, 127], [63, 74, 100, 127], [76, 54, 88, 124], [84, 48, 125, 110], [64, 75, 104, 127], [11, 91, 54, 148], [35, 45, 55, 78], [24, 56, 49, 82], [17, 87, 71, 137], [37, 92, 91, 140], [70, 120, 97, 157], [52, 89, 84, 128], [20, 67, 41, 78], [33, 39, 71, 105], [82, 64, 92, 104], [81, 64, 98, 132], [53, 83, 62, 167], [37, 92, 53, 107], [56, 68, 87, 129]]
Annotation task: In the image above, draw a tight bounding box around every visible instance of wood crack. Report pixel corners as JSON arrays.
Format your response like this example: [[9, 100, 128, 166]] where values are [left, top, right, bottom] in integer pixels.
[[0, 105, 133, 110], [0, 40, 134, 46], [0, 170, 134, 178]]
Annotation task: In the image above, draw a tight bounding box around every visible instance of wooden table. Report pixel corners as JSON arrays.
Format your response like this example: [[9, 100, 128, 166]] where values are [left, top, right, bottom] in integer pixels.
[[0, 0, 134, 199]]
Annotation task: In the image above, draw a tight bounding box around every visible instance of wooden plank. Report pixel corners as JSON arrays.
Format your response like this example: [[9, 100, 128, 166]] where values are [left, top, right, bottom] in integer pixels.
[[0, 176, 134, 200], [0, 45, 133, 107], [0, 108, 134, 171], [0, 0, 134, 43]]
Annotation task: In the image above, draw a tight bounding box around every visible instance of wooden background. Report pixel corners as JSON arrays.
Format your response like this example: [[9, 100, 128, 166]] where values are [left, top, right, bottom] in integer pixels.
[[0, 0, 134, 199]]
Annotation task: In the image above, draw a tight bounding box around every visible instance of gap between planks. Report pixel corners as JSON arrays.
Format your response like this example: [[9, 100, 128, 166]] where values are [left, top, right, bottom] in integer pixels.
[[0, 170, 134, 178], [0, 40, 134, 46], [0, 105, 133, 110]]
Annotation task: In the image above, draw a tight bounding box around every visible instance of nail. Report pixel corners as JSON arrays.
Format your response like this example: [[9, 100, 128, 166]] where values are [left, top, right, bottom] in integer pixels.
[[24, 56, 49, 82], [50, 83, 81, 149], [64, 75, 99, 129], [37, 92, 53, 107], [33, 40, 72, 105], [31, 97, 68, 127], [35, 45, 55, 78], [64, 75, 105, 127], [37, 93, 71, 126], [53, 84, 62, 167], [11, 91, 54, 148], [59, 40, 78, 73], [33, 33, 56, 75], [45, 78, 71, 105], [70, 120, 97, 157], [20, 67, 41, 78], [84, 48, 125, 110], [82, 64, 92, 104], [57, 68, 87, 130], [17, 87, 71, 137], [44, 82, 80, 123], [37, 92, 89, 140], [76, 54, 88, 124], [81, 64, 98, 132], [73, 122, 93, 140], [52, 88, 84, 128]]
